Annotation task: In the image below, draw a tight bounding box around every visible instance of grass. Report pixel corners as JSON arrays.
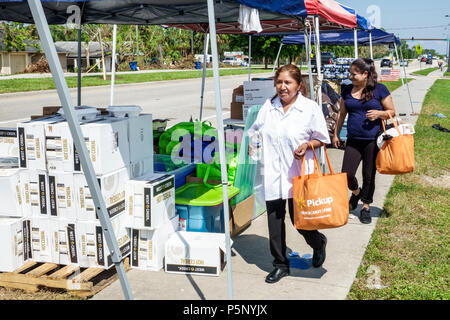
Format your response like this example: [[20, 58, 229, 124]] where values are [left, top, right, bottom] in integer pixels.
[[444, 72, 450, 77], [0, 68, 273, 94], [347, 79, 450, 300], [412, 67, 439, 76], [381, 78, 414, 93]]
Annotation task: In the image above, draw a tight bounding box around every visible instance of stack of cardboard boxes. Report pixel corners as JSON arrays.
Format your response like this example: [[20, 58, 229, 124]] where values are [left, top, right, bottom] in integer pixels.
[[230, 80, 276, 122], [0, 107, 182, 273]]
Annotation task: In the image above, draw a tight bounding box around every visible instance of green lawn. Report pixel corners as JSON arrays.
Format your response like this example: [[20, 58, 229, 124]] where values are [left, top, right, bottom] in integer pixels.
[[412, 67, 439, 76], [347, 79, 450, 300], [381, 78, 414, 93], [0, 68, 273, 94]]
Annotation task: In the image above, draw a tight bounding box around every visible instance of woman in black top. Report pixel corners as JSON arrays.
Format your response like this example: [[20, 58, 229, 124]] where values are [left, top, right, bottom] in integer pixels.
[[333, 58, 396, 224]]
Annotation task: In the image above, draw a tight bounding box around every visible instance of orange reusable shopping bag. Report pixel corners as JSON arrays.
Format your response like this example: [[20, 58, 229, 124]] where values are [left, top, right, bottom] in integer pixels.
[[376, 113, 415, 174], [292, 143, 349, 230]]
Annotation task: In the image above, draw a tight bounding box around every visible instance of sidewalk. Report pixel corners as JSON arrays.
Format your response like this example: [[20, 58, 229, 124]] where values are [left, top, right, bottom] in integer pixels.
[[92, 75, 438, 301]]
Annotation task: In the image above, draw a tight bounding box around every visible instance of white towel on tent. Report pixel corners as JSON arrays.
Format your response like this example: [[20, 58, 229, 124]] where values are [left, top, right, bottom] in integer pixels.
[[238, 5, 262, 33]]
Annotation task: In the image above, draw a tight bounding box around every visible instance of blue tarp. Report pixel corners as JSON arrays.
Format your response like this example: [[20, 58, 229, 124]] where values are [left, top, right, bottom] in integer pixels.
[[282, 28, 400, 46]]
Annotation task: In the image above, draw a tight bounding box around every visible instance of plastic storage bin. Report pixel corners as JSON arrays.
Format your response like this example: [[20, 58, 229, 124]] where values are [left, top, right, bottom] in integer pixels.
[[153, 154, 195, 189], [175, 183, 240, 233]]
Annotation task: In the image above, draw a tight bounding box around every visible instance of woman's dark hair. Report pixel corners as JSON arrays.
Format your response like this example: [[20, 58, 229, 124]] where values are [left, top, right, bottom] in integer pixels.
[[350, 58, 378, 102], [271, 64, 303, 101]]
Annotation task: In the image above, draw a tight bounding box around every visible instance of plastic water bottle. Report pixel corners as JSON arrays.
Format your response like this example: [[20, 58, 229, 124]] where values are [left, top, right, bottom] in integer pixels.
[[250, 131, 262, 161]]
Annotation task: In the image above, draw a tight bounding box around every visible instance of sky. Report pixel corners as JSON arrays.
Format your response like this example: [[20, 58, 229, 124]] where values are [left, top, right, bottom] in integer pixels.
[[342, 0, 450, 55]]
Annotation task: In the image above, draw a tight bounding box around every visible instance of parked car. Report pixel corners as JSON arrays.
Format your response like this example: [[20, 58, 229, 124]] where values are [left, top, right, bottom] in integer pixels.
[[420, 56, 427, 63], [426, 58, 433, 65], [380, 58, 393, 68], [222, 56, 242, 66], [311, 52, 335, 73], [399, 60, 409, 67]]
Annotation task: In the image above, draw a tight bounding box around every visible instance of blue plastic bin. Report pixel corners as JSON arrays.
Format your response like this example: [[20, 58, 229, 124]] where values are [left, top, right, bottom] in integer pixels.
[[129, 61, 138, 71], [176, 204, 224, 233], [195, 61, 202, 69], [153, 154, 195, 189]]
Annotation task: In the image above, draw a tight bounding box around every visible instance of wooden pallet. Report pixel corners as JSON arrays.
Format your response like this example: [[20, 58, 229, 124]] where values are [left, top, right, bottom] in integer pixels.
[[0, 258, 130, 298]]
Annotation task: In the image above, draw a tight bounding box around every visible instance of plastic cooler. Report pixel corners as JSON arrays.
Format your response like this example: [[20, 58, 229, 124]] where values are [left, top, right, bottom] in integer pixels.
[[153, 154, 195, 189], [175, 183, 240, 233]]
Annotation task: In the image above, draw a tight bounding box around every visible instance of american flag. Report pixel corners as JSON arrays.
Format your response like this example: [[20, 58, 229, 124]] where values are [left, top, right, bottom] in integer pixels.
[[379, 68, 400, 82]]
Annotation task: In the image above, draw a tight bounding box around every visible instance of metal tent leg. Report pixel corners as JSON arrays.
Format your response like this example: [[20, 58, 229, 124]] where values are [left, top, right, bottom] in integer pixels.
[[314, 15, 325, 172], [271, 43, 283, 76], [110, 24, 117, 106], [77, 27, 81, 106], [27, 0, 133, 300], [206, 0, 233, 300], [394, 43, 405, 88], [398, 44, 415, 115], [248, 35, 252, 81], [304, 26, 315, 101], [200, 32, 209, 121]]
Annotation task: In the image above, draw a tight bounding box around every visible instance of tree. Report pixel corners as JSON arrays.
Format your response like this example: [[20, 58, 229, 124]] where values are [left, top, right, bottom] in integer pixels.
[[0, 22, 40, 52]]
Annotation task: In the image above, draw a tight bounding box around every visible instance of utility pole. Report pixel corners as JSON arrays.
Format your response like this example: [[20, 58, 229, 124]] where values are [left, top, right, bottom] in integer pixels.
[[446, 15, 450, 72]]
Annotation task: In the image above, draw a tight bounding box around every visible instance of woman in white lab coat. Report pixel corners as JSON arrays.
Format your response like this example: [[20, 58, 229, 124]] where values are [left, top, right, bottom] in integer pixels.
[[248, 64, 330, 284]]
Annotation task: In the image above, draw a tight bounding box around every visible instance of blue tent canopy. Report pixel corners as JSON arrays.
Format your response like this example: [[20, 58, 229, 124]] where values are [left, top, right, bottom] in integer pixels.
[[282, 28, 400, 46]]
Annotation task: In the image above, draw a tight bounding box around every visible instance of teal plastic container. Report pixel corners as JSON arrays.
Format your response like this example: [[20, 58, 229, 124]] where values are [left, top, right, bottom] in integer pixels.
[[153, 154, 195, 188], [175, 183, 239, 233]]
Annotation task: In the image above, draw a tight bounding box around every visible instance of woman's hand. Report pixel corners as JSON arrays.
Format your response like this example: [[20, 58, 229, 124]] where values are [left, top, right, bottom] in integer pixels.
[[366, 110, 382, 121], [332, 135, 341, 149], [294, 143, 308, 160]]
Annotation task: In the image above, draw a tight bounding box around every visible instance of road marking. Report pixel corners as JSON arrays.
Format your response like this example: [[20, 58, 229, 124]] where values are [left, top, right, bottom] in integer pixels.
[[202, 111, 230, 121], [0, 117, 30, 125]]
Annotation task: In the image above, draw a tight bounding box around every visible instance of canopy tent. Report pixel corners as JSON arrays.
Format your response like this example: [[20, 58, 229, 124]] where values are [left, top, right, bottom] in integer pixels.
[[0, 0, 365, 300], [282, 28, 400, 46], [281, 29, 415, 114]]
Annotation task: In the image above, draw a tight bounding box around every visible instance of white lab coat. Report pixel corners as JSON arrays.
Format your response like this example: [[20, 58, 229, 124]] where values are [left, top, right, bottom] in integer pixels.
[[247, 93, 330, 201]]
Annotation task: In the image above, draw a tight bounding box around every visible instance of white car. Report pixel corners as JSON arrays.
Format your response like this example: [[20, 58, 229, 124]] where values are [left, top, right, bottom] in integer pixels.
[[222, 56, 242, 66]]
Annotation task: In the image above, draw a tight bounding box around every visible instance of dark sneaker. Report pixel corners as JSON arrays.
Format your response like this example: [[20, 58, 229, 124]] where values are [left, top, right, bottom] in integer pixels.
[[312, 234, 327, 268], [359, 207, 372, 224], [265, 268, 289, 283], [349, 188, 362, 211]]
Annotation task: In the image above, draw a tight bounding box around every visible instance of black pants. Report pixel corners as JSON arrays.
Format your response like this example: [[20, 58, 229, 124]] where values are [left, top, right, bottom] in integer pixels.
[[341, 138, 379, 205], [266, 198, 324, 271]]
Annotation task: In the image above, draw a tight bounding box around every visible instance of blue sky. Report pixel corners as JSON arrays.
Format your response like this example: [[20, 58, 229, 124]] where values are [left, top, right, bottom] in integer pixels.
[[342, 0, 450, 54]]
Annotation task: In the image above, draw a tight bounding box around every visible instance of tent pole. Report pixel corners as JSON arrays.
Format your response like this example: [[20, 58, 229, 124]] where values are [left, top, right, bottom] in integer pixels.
[[393, 42, 404, 88], [271, 43, 283, 76], [304, 24, 315, 101], [77, 26, 81, 106], [27, 0, 133, 300], [248, 35, 252, 81], [206, 0, 233, 300], [110, 24, 117, 105], [314, 15, 325, 172], [354, 28, 358, 59], [200, 32, 209, 121], [369, 30, 373, 60], [398, 42, 415, 114]]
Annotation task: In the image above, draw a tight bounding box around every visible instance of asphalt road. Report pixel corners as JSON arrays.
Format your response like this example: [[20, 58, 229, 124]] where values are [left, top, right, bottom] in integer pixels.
[[0, 73, 269, 128]]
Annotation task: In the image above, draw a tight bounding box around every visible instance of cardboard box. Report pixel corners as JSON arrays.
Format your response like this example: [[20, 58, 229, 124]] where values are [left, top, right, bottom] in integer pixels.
[[0, 128, 18, 158], [74, 166, 129, 222], [17, 116, 63, 170], [229, 194, 254, 237], [47, 172, 78, 220], [243, 80, 275, 105], [230, 102, 244, 120], [77, 213, 131, 269], [232, 85, 244, 103], [52, 219, 80, 265], [20, 169, 50, 217], [126, 172, 176, 230], [129, 215, 179, 271], [0, 168, 24, 218], [0, 217, 31, 272], [127, 114, 153, 178], [45, 117, 129, 175], [30, 217, 54, 263], [165, 231, 231, 276]]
